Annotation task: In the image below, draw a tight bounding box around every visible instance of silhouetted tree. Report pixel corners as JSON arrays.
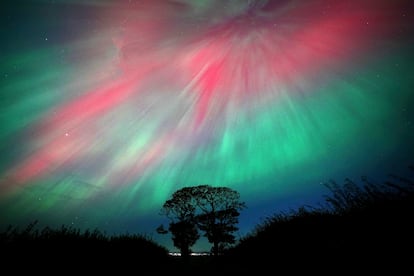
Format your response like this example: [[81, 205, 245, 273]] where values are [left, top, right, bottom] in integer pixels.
[[160, 186, 199, 257], [169, 220, 199, 258], [160, 185, 245, 257], [191, 185, 245, 256]]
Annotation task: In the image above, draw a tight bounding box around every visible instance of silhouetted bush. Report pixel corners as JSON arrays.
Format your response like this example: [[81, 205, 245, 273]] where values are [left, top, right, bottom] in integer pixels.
[[225, 167, 414, 271], [0, 221, 169, 269], [2, 167, 413, 272]]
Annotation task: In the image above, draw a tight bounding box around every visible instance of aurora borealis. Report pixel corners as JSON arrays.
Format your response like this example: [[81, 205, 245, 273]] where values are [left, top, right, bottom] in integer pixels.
[[1, 0, 413, 251]]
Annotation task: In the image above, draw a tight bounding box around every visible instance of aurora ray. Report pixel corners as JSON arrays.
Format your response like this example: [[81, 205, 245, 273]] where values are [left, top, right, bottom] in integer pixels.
[[1, 0, 413, 251]]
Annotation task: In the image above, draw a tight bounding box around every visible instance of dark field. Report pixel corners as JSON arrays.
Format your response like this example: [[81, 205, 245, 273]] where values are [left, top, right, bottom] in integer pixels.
[[2, 171, 413, 273]]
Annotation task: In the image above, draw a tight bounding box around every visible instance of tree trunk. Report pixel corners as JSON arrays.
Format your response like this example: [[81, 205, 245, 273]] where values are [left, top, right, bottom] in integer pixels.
[[213, 241, 219, 257], [181, 246, 190, 259]]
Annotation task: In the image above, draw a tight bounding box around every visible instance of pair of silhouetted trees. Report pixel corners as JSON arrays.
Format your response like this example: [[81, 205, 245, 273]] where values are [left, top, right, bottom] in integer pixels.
[[158, 184, 245, 257]]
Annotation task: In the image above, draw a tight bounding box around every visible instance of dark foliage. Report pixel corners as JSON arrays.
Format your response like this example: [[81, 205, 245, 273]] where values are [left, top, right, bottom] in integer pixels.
[[160, 184, 245, 256], [0, 222, 169, 271], [225, 167, 414, 272], [169, 220, 200, 257], [2, 168, 413, 273]]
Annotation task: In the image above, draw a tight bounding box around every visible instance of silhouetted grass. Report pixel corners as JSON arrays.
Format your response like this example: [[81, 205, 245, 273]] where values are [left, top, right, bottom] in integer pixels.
[[0, 222, 169, 271], [225, 167, 414, 271], [2, 167, 413, 273]]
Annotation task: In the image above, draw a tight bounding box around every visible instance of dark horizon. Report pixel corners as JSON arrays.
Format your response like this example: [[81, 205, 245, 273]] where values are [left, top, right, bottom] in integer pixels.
[[1, 0, 413, 253], [2, 171, 413, 273]]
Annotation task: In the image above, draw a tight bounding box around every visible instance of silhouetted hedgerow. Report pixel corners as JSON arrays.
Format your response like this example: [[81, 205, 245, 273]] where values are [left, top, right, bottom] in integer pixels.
[[2, 167, 413, 272], [0, 221, 169, 269], [225, 166, 414, 271]]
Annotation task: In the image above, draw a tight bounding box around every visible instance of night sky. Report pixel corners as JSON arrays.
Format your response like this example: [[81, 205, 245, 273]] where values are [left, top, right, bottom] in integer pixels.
[[1, 0, 413, 252]]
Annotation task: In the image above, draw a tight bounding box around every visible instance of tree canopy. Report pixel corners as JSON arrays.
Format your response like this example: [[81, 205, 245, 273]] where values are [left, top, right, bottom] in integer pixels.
[[159, 184, 245, 256]]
